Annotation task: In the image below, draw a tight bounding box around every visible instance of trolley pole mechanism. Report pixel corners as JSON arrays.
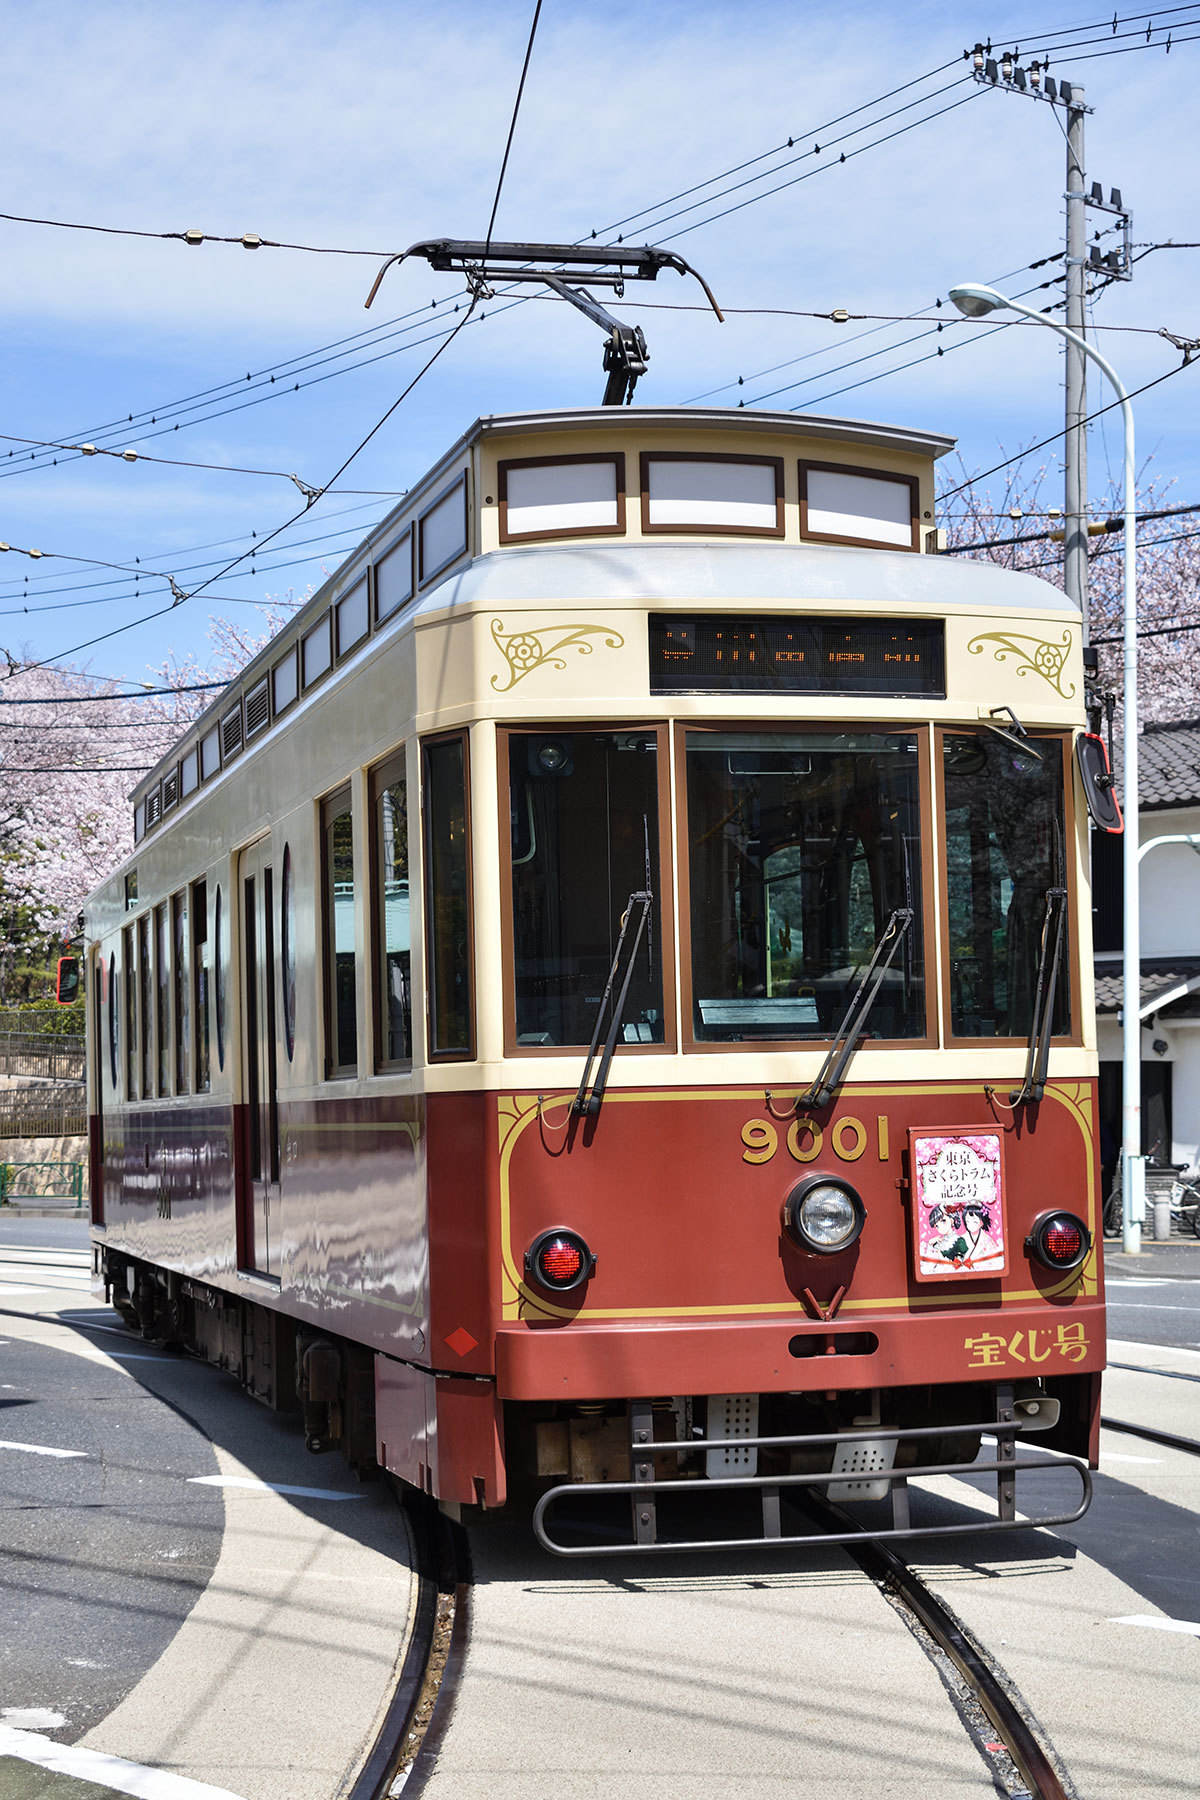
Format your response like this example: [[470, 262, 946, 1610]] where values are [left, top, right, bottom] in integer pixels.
[[364, 238, 723, 407]]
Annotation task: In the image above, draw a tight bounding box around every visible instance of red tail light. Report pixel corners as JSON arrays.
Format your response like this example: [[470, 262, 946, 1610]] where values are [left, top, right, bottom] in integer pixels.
[[525, 1229, 595, 1293], [1027, 1211, 1091, 1271]]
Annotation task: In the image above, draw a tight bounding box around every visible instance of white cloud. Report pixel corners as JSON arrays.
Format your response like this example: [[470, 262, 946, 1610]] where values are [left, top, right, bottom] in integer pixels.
[[0, 0, 1197, 671]]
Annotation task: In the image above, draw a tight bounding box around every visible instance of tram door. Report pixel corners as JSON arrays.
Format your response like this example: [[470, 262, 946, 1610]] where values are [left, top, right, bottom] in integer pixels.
[[239, 840, 283, 1278]]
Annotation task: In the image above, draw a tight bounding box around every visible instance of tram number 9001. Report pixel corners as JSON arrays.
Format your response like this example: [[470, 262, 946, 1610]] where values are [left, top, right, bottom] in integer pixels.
[[741, 1114, 890, 1166]]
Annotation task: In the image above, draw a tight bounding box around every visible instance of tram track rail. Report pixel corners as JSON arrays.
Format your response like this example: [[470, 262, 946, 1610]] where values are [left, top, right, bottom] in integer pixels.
[[1101, 1415, 1200, 1457], [1108, 1358, 1200, 1384], [348, 1497, 471, 1800], [804, 1493, 1077, 1800]]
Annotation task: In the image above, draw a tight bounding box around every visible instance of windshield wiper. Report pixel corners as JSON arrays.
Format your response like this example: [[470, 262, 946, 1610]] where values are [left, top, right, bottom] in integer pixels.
[[1010, 887, 1067, 1106], [572, 890, 653, 1119], [796, 908, 914, 1111]]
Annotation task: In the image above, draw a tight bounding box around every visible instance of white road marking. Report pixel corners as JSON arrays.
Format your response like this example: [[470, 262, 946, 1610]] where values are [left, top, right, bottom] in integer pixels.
[[187, 1474, 366, 1502], [1112, 1614, 1200, 1638], [2, 1709, 67, 1730], [0, 1285, 41, 1295], [1105, 1301, 1200, 1312], [1101, 1451, 1162, 1464], [0, 1724, 249, 1800], [0, 1438, 87, 1459], [1107, 1277, 1174, 1287]]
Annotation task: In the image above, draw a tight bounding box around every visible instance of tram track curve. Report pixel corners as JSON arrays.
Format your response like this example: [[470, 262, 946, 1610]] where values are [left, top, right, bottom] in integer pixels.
[[348, 1497, 471, 1800], [804, 1494, 1077, 1800]]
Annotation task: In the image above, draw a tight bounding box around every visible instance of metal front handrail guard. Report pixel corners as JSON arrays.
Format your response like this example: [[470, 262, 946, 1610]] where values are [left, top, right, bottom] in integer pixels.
[[797, 908, 914, 1110], [533, 1412, 1092, 1556]]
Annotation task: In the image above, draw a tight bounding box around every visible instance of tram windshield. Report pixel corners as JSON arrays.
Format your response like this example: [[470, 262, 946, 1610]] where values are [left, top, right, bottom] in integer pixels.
[[684, 731, 924, 1041], [508, 731, 664, 1047], [943, 731, 1069, 1038]]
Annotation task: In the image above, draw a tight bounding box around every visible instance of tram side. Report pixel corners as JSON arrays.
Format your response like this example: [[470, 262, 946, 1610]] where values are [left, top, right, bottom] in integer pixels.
[[84, 405, 1105, 1543]]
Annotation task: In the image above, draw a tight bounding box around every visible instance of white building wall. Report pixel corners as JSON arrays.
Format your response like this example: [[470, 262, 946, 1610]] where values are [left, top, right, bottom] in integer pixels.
[[1139, 802, 1200, 958], [1097, 1016, 1200, 1169]]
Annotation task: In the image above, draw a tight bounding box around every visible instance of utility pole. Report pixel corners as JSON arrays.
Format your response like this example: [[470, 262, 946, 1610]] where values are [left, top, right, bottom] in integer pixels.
[[967, 48, 1131, 637], [1064, 90, 1089, 633]]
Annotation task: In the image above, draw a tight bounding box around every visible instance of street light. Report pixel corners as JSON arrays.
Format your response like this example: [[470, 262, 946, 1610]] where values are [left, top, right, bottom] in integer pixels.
[[949, 282, 1142, 1253]]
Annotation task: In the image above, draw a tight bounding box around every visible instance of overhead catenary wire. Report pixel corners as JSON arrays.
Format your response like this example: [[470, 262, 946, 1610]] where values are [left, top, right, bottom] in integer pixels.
[[0, 679, 228, 705], [944, 496, 1200, 552], [12, 0, 560, 681], [8, 7, 1198, 679], [938, 359, 1200, 501], [0, 431, 403, 497], [483, 0, 543, 255], [0, 494, 390, 600], [11, 301, 479, 677], [5, 8, 1186, 499]]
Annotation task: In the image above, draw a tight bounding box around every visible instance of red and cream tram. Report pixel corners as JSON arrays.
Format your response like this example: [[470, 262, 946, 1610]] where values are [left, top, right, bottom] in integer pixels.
[[85, 406, 1103, 1552]]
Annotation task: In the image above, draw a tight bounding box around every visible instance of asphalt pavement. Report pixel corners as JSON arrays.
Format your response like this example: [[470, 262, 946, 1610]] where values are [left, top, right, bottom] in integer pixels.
[[0, 1214, 420, 1800], [1104, 1232, 1200, 1351]]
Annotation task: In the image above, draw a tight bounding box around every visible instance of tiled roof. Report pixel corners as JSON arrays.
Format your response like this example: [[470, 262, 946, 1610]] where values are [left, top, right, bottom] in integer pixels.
[[1094, 956, 1200, 1015], [1125, 718, 1200, 809]]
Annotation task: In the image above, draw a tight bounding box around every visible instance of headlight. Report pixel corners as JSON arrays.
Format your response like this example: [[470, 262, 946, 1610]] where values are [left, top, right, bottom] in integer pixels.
[[782, 1176, 866, 1254]]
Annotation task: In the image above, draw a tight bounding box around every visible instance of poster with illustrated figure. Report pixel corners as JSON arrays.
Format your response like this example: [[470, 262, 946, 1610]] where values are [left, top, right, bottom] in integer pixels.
[[908, 1127, 1008, 1281]]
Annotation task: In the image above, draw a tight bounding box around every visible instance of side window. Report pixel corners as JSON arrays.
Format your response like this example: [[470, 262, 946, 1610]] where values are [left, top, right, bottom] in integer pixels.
[[422, 735, 472, 1058], [282, 847, 297, 1063], [322, 787, 358, 1075], [108, 953, 119, 1091], [215, 885, 226, 1072], [123, 924, 137, 1098], [192, 880, 210, 1093], [138, 915, 152, 1097], [173, 891, 189, 1093], [156, 904, 171, 1095], [372, 753, 411, 1067]]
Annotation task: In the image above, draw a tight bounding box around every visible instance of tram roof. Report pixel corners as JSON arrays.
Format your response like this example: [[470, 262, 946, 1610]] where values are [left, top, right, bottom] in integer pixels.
[[127, 405, 1062, 825], [458, 406, 957, 461]]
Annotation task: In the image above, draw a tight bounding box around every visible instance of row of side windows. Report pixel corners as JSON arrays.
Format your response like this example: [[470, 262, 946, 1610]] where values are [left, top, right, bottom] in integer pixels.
[[109, 733, 471, 1098], [317, 734, 471, 1077], [116, 879, 215, 1102]]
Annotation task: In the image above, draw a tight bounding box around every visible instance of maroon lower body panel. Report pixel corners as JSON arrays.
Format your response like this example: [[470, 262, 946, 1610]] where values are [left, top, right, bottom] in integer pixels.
[[494, 1303, 1106, 1402], [375, 1354, 506, 1507]]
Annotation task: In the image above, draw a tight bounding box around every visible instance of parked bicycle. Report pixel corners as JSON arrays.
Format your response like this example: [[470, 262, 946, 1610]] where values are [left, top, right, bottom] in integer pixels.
[[1103, 1162, 1200, 1237]]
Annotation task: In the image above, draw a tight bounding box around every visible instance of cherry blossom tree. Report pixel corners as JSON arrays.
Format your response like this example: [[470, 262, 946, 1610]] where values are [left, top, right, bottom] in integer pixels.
[[940, 453, 1200, 724], [0, 597, 298, 992]]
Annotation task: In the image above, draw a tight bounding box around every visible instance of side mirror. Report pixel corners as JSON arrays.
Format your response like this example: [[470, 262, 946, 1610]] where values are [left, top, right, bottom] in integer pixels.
[[56, 956, 81, 1005], [1075, 734, 1123, 834]]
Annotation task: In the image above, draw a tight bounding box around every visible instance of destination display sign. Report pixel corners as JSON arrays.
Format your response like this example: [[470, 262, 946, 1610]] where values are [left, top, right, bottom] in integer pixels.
[[648, 614, 945, 696]]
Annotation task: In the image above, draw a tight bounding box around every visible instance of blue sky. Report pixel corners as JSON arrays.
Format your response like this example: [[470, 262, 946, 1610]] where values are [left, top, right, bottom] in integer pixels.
[[2, 0, 1198, 684]]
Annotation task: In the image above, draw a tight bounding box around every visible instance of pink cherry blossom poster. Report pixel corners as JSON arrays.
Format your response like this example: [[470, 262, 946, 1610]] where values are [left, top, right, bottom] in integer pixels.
[[908, 1127, 1008, 1282]]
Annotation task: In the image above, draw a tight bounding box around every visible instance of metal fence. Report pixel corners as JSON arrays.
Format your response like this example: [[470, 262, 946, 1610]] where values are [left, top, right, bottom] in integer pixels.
[[0, 1159, 85, 1207], [0, 1033, 86, 1081], [0, 1008, 85, 1040], [0, 1086, 86, 1139]]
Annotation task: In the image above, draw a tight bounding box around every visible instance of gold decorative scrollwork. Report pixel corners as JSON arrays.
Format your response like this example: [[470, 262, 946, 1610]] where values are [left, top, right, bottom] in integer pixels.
[[966, 628, 1075, 699], [490, 618, 625, 692]]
